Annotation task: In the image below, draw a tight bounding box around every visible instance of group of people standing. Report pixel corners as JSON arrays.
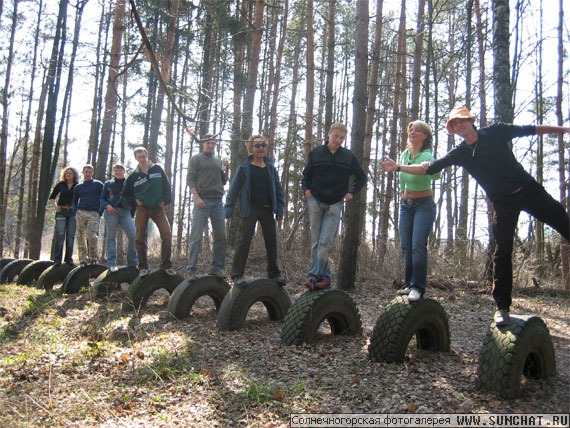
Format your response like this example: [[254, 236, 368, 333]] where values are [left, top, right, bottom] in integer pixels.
[[48, 107, 570, 326]]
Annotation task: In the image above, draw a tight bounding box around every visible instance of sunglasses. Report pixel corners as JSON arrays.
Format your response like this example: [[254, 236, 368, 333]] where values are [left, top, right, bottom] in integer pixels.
[[253, 143, 267, 148]]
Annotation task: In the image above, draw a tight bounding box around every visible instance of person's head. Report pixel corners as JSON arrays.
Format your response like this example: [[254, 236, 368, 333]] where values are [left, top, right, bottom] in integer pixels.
[[407, 120, 433, 151], [133, 146, 149, 165], [82, 164, 94, 180], [446, 106, 476, 134], [327, 123, 347, 151], [113, 163, 126, 179], [200, 134, 216, 153], [247, 135, 268, 156], [60, 167, 79, 183]]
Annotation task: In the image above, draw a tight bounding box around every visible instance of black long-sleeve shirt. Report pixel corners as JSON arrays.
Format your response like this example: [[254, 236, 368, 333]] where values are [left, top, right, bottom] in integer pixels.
[[426, 123, 536, 201]]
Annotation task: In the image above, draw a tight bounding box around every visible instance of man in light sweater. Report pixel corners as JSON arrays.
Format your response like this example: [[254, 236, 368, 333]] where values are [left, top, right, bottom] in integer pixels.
[[185, 135, 229, 279], [72, 165, 104, 265]]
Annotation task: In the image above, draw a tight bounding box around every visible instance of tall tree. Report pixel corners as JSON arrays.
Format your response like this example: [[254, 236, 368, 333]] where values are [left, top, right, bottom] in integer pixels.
[[303, 0, 314, 160], [492, 0, 514, 123], [0, 0, 19, 256], [29, 0, 69, 259], [95, 0, 126, 181], [555, 0, 569, 289], [337, 0, 368, 291]]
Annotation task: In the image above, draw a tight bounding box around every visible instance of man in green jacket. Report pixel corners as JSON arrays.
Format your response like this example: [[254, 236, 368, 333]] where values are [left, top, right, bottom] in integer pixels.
[[123, 146, 174, 277]]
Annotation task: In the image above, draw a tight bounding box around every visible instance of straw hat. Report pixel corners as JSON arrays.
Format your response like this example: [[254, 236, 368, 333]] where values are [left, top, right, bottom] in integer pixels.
[[446, 106, 475, 134]]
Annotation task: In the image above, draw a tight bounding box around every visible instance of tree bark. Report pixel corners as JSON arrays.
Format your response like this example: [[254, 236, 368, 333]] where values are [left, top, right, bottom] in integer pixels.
[[337, 0, 368, 291]]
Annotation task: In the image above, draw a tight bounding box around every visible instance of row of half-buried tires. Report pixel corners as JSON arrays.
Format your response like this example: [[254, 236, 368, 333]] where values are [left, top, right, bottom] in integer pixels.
[[1, 256, 557, 398]]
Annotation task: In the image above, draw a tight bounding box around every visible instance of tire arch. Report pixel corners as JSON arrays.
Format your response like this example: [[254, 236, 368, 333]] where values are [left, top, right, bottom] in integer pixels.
[[281, 288, 362, 345], [17, 260, 55, 285], [61, 264, 108, 294], [168, 275, 230, 319], [36, 263, 76, 290], [476, 315, 556, 399], [122, 270, 184, 312], [368, 296, 450, 363], [1, 259, 33, 284], [218, 278, 292, 331]]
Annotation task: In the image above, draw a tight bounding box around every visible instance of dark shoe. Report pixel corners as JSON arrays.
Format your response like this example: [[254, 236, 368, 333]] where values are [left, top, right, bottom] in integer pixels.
[[80, 260, 90, 267], [314, 278, 331, 289], [184, 270, 197, 281], [163, 268, 176, 276], [54, 261, 62, 266], [271, 276, 286, 287], [494, 310, 510, 326], [208, 267, 225, 278], [65, 260, 74, 266], [304, 277, 316, 291]]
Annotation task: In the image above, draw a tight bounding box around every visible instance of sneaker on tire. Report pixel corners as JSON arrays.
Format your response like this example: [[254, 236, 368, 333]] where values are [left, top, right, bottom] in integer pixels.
[[139, 269, 149, 277], [208, 267, 225, 278], [494, 310, 510, 326], [397, 286, 412, 295], [164, 268, 176, 276], [304, 277, 316, 290], [408, 287, 422, 302], [314, 278, 331, 289], [271, 276, 286, 287]]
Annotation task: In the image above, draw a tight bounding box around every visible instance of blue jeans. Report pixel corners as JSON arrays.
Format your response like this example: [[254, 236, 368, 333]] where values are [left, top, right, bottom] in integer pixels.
[[186, 198, 226, 272], [54, 212, 76, 264], [104, 208, 138, 267], [307, 196, 342, 281], [399, 196, 436, 292]]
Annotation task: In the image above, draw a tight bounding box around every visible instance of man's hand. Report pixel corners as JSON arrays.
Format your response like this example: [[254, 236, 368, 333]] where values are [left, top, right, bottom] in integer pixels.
[[106, 206, 117, 215], [344, 193, 353, 201], [195, 197, 205, 208]]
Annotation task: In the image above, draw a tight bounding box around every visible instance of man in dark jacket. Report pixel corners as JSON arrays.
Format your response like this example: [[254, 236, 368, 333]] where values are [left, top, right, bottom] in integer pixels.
[[301, 123, 367, 290], [123, 147, 174, 277], [100, 163, 138, 271], [72, 165, 103, 265]]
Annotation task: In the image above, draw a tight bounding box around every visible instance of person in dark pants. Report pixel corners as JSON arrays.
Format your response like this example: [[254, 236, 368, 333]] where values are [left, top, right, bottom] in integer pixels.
[[382, 106, 570, 325], [49, 167, 79, 265], [123, 146, 174, 277], [225, 135, 286, 287]]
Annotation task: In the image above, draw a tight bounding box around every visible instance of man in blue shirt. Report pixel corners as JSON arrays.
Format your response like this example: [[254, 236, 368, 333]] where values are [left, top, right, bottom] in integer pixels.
[[73, 165, 104, 265]]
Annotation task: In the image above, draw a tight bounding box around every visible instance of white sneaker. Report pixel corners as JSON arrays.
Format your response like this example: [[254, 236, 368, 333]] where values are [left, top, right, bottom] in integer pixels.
[[408, 288, 422, 302], [494, 310, 510, 326], [109, 266, 119, 272], [397, 286, 412, 295], [163, 268, 176, 276], [139, 269, 149, 277]]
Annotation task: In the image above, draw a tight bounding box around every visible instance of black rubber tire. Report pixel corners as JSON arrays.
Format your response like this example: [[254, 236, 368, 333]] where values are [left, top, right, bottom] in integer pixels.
[[92, 266, 139, 298], [476, 315, 556, 399], [61, 264, 108, 294], [368, 296, 450, 363], [0, 258, 16, 271], [16, 260, 54, 285], [218, 278, 292, 331], [122, 270, 184, 311], [36, 263, 76, 290], [0, 259, 33, 284], [167, 275, 230, 319], [281, 288, 362, 345]]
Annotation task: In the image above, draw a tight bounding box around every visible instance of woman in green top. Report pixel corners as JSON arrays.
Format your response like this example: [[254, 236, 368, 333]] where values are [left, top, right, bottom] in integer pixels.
[[393, 120, 441, 301]]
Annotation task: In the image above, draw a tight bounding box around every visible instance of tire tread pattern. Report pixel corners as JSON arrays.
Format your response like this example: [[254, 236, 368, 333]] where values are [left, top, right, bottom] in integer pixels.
[[476, 315, 556, 398], [281, 288, 362, 345]]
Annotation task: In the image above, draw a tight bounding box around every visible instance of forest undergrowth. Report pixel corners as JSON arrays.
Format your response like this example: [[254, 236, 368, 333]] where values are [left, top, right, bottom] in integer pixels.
[[0, 236, 568, 427]]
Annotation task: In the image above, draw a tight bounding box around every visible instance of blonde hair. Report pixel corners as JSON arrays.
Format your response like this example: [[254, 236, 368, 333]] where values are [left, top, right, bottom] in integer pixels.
[[406, 120, 433, 151], [133, 146, 148, 157], [329, 123, 348, 134], [246, 135, 268, 154]]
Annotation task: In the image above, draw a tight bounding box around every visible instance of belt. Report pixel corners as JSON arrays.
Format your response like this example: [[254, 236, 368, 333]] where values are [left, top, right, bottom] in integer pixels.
[[401, 196, 432, 205]]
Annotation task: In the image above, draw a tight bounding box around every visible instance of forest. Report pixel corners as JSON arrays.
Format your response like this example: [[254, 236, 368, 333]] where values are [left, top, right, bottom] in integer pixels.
[[1, 0, 569, 426], [0, 0, 568, 288]]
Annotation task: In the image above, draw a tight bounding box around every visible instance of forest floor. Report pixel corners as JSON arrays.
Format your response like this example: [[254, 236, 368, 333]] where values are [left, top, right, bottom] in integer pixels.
[[0, 248, 569, 427]]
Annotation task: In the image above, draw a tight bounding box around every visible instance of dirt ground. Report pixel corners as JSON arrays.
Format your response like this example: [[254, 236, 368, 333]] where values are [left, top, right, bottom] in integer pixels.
[[0, 252, 568, 427]]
